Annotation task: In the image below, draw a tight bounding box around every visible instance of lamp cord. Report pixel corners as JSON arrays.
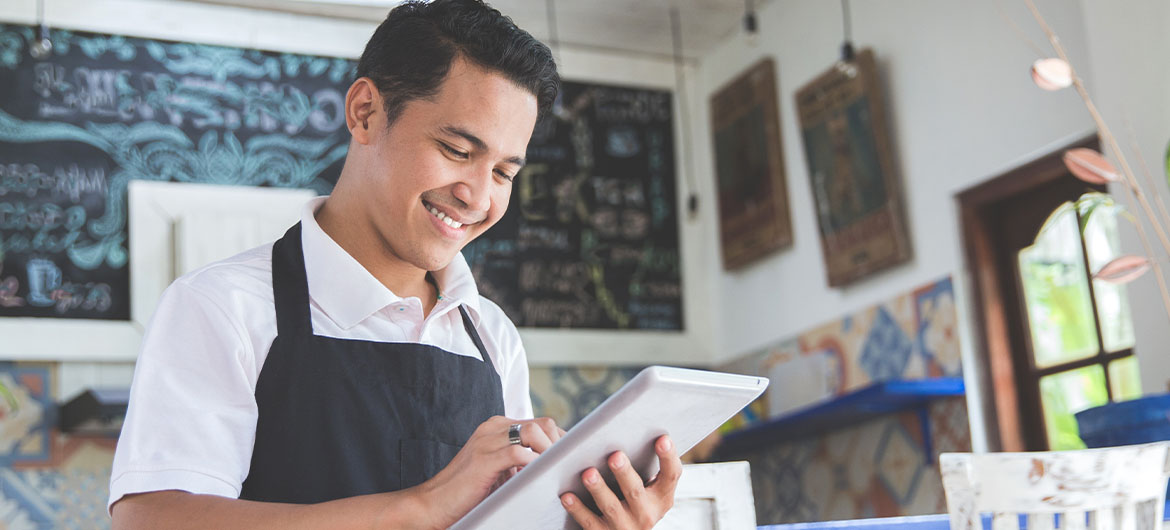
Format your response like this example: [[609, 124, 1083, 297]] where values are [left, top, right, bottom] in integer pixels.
[[669, 6, 699, 216]]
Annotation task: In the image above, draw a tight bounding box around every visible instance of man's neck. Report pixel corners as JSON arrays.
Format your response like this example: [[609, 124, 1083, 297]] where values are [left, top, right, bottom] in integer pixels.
[[315, 198, 440, 316]]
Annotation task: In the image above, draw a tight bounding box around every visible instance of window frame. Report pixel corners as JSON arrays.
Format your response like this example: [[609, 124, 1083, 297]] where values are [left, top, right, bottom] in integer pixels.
[[957, 135, 1138, 451]]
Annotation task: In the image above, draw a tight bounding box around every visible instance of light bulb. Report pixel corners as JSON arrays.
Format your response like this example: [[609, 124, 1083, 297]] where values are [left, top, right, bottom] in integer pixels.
[[30, 37, 52, 60]]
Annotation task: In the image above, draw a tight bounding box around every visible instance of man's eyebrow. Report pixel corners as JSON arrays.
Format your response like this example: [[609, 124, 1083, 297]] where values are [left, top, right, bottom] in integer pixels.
[[439, 125, 526, 167]]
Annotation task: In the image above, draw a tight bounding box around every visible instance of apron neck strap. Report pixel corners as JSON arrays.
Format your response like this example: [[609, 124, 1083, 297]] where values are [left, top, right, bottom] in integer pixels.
[[271, 223, 313, 336], [457, 304, 496, 372]]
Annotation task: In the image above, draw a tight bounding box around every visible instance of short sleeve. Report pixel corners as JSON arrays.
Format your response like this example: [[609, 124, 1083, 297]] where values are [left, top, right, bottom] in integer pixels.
[[108, 279, 260, 513], [477, 297, 533, 420], [500, 331, 534, 420]]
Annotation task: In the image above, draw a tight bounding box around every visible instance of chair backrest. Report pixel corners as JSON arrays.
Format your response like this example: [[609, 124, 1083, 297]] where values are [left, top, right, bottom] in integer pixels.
[[940, 442, 1170, 530], [655, 462, 757, 529]]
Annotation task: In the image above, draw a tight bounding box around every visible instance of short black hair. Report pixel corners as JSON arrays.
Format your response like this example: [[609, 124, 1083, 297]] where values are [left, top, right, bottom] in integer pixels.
[[355, 0, 560, 127]]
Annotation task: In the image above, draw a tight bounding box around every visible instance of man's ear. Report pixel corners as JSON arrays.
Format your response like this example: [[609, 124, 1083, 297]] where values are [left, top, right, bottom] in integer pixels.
[[345, 77, 379, 145]]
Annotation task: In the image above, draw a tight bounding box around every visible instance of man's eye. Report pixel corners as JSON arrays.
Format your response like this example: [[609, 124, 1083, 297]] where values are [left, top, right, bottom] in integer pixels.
[[495, 170, 515, 182], [441, 144, 469, 159]]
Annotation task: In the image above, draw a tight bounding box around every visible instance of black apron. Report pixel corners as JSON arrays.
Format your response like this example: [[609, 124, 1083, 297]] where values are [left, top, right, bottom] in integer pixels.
[[239, 223, 506, 503]]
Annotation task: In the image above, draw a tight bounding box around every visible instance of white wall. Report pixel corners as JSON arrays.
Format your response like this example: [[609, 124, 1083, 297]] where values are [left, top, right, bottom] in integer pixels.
[[691, 0, 1100, 449], [0, 0, 719, 384], [1077, 0, 1170, 394], [696, 0, 1096, 363]]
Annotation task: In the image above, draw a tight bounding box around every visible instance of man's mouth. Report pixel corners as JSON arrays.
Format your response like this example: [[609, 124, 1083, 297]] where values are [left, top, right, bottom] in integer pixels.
[[424, 201, 466, 229]]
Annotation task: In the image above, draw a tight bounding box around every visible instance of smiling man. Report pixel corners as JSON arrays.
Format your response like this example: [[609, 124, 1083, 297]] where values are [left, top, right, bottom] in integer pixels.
[[108, 1, 680, 529]]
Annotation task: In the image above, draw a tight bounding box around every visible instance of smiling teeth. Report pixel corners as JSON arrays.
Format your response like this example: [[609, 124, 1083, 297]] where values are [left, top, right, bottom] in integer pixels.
[[427, 205, 464, 229]]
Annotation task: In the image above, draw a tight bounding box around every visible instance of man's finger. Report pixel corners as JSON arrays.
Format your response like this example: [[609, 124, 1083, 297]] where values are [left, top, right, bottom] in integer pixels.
[[500, 443, 539, 469], [531, 417, 562, 448], [647, 434, 682, 503], [561, 493, 604, 530], [518, 421, 554, 453], [580, 467, 631, 526], [609, 451, 654, 525]]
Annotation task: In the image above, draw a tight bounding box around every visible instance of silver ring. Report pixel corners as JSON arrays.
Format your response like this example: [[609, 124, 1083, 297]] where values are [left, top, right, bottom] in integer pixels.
[[508, 423, 523, 445]]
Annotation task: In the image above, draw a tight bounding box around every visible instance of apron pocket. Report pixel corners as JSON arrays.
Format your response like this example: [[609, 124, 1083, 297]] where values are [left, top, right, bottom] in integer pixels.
[[399, 438, 462, 489]]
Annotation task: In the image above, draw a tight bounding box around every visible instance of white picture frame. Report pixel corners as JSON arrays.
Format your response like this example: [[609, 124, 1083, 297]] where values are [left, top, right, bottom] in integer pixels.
[[0, 181, 313, 361]]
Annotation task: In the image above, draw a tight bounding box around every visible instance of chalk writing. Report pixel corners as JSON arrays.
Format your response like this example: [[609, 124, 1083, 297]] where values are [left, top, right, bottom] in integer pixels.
[[0, 23, 349, 319], [518, 261, 588, 295], [641, 282, 681, 298], [50, 281, 112, 314], [0, 163, 106, 203], [517, 226, 570, 251], [0, 262, 23, 307], [592, 88, 671, 124], [521, 298, 598, 328]]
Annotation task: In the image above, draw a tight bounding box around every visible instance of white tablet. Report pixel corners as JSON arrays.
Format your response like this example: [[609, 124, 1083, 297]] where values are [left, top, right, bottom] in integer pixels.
[[451, 366, 769, 530]]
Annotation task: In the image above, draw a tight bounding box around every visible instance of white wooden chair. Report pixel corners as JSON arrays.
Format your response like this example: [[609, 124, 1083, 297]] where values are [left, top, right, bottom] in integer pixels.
[[654, 462, 757, 530], [940, 442, 1170, 530]]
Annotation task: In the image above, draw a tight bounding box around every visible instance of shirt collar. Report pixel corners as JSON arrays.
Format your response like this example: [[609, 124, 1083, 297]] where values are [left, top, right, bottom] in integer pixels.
[[300, 196, 483, 329], [432, 251, 483, 325]]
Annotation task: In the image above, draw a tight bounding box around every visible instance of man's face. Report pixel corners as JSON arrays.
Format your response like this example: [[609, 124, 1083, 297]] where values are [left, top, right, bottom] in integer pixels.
[[354, 57, 538, 273]]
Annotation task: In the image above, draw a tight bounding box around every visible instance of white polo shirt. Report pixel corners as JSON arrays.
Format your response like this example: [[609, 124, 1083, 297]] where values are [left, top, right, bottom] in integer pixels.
[[108, 196, 533, 511]]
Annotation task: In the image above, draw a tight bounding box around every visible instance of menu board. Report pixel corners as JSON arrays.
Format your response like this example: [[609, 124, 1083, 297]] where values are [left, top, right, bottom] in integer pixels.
[[0, 24, 349, 319], [463, 81, 684, 330], [0, 24, 683, 330]]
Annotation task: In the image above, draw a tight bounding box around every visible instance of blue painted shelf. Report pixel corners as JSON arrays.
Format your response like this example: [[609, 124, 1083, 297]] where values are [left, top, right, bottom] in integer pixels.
[[716, 378, 965, 464]]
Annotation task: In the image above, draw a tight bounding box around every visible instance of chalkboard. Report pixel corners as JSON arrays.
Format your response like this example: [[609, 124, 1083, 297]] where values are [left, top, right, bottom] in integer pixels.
[[463, 81, 684, 330], [0, 24, 350, 319], [0, 24, 683, 330]]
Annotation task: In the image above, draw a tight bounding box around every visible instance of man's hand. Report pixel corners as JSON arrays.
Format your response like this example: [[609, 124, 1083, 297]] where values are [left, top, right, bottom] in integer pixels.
[[415, 415, 565, 529], [560, 435, 682, 530]]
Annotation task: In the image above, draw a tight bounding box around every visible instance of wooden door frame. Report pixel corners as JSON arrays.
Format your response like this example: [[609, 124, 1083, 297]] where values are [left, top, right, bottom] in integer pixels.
[[957, 135, 1099, 451]]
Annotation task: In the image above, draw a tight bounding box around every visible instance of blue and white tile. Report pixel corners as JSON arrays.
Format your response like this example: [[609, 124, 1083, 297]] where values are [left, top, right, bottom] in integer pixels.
[[751, 440, 818, 524], [859, 307, 914, 382], [528, 367, 573, 427], [0, 467, 62, 529], [0, 363, 55, 465], [56, 439, 115, 530], [873, 421, 926, 506], [531, 366, 642, 429], [916, 278, 961, 376], [801, 448, 834, 518]]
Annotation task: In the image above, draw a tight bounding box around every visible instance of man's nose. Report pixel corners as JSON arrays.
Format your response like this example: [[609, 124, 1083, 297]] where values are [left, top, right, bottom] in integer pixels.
[[452, 169, 492, 213]]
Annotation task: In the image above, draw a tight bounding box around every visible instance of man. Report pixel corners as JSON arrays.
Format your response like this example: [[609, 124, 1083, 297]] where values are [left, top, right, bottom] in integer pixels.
[[108, 1, 681, 528]]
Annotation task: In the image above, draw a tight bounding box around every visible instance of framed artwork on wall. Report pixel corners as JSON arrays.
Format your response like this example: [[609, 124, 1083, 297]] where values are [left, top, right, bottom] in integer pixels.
[[709, 57, 793, 270], [795, 48, 912, 287]]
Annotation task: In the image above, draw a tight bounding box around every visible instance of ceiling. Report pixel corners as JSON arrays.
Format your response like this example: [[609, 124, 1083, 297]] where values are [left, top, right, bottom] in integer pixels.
[[180, 0, 767, 60]]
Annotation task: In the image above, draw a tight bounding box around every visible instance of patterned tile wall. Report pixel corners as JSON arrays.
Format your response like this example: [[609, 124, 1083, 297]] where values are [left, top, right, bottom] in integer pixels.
[[743, 397, 970, 524], [713, 275, 970, 524], [0, 362, 114, 530], [721, 276, 963, 421]]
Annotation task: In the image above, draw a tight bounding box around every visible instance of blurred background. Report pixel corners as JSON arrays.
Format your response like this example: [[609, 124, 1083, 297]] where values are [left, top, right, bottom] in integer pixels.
[[0, 0, 1167, 527]]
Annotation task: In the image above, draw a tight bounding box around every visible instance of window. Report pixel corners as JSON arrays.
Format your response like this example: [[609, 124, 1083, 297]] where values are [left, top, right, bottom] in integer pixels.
[[959, 136, 1142, 451], [1017, 199, 1140, 449]]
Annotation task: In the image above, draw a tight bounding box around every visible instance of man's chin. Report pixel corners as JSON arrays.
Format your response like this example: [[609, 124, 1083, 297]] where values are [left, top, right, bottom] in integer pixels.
[[417, 253, 459, 273], [414, 236, 475, 271]]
